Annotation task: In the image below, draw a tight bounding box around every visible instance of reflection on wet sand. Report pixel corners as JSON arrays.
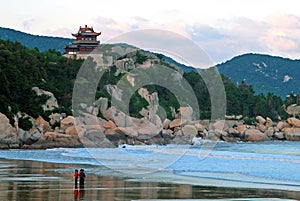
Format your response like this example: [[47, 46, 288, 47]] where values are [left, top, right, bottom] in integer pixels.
[[0, 158, 300, 201]]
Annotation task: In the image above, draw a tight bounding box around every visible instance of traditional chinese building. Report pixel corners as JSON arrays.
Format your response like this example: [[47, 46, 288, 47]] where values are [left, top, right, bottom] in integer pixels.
[[64, 25, 101, 58]]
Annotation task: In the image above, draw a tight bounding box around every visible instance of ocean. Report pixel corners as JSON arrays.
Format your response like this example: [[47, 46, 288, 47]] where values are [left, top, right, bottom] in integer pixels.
[[0, 141, 300, 200]]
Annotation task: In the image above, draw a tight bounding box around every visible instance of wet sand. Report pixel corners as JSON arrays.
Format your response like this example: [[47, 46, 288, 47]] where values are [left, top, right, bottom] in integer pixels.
[[0, 158, 300, 201]]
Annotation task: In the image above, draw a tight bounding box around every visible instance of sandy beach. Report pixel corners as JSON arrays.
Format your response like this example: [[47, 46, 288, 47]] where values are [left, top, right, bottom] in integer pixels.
[[0, 158, 300, 201]]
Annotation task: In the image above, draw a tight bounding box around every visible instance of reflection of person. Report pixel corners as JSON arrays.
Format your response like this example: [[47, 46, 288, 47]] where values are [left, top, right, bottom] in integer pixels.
[[79, 169, 86, 188], [74, 189, 78, 201], [79, 188, 85, 199], [74, 169, 79, 188]]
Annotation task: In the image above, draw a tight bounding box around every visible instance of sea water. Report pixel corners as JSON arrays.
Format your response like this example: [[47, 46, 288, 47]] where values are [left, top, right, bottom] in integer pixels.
[[1, 141, 300, 193]]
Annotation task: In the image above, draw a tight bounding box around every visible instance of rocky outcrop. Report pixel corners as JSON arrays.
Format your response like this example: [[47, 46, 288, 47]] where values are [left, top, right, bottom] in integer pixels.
[[286, 104, 300, 116], [49, 113, 66, 126], [287, 117, 300, 128], [3, 106, 300, 149], [32, 87, 58, 111], [283, 128, 300, 141], [23, 132, 83, 149], [19, 128, 42, 145], [244, 129, 268, 142], [0, 113, 18, 148], [60, 116, 75, 130]]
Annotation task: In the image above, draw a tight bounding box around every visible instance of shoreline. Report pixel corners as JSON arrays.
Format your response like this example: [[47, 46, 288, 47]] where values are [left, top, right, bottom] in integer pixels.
[[0, 152, 300, 200]]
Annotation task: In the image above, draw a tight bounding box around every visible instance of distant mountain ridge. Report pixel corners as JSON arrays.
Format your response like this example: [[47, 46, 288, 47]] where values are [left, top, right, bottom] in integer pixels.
[[216, 53, 300, 98], [0, 27, 73, 53], [0, 27, 299, 98]]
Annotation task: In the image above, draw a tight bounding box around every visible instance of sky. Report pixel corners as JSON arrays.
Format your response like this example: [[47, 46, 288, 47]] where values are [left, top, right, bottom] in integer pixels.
[[1, 0, 300, 65]]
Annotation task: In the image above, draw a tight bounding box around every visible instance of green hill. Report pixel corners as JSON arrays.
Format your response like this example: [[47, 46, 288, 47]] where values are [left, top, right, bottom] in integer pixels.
[[0, 27, 73, 53], [217, 53, 300, 98]]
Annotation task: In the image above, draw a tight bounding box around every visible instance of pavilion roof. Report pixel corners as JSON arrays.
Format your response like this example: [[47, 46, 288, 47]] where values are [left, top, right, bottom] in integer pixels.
[[72, 25, 101, 37]]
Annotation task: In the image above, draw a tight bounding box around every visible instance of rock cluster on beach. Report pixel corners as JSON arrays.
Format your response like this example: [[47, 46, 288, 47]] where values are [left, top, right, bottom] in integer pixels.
[[1, 106, 300, 149]]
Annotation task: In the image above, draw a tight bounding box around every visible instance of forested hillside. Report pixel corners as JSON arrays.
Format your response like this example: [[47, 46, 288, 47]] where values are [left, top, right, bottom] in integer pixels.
[[0, 38, 291, 131]]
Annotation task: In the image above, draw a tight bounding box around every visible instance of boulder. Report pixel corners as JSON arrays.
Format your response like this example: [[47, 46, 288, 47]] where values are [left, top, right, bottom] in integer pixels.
[[103, 120, 116, 129], [169, 119, 182, 128], [225, 120, 243, 128], [274, 132, 284, 140], [265, 117, 273, 127], [264, 127, 274, 138], [48, 113, 66, 126], [221, 135, 236, 142], [65, 126, 84, 136], [139, 108, 149, 118], [86, 106, 99, 116], [35, 116, 52, 133], [236, 125, 248, 136], [286, 104, 300, 116], [127, 74, 135, 87], [244, 129, 267, 142], [163, 119, 171, 129], [60, 116, 74, 130], [94, 97, 108, 115], [77, 112, 99, 126], [206, 130, 220, 141], [28, 132, 83, 149], [117, 127, 139, 137], [215, 130, 229, 137], [113, 111, 134, 127], [195, 123, 205, 132], [19, 128, 42, 145], [138, 88, 159, 124], [258, 124, 268, 132], [283, 127, 300, 141], [84, 125, 105, 132], [104, 127, 118, 135], [276, 121, 286, 130], [182, 125, 198, 137], [103, 106, 117, 121], [287, 117, 300, 128], [171, 134, 193, 144], [136, 121, 162, 139], [105, 84, 123, 101], [0, 113, 18, 147], [178, 106, 193, 121], [115, 57, 135, 71], [256, 116, 266, 125], [81, 130, 115, 148], [213, 120, 229, 132], [228, 127, 240, 136]]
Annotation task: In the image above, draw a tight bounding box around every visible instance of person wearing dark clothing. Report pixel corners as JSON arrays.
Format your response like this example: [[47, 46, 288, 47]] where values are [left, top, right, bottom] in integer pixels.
[[79, 169, 86, 188], [74, 169, 79, 188]]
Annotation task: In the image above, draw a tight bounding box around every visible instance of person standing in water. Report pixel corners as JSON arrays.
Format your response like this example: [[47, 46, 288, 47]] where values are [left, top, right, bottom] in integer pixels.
[[79, 169, 86, 188], [74, 169, 79, 188]]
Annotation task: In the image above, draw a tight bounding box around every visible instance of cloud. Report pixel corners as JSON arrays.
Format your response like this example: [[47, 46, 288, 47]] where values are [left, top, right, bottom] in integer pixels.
[[45, 27, 74, 38], [184, 15, 300, 63], [92, 16, 152, 42], [261, 13, 300, 53], [22, 18, 36, 30], [78, 14, 300, 64], [189, 24, 225, 41]]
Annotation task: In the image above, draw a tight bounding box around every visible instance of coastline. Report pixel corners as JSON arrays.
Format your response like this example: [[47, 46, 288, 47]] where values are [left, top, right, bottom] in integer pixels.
[[1, 153, 300, 201]]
